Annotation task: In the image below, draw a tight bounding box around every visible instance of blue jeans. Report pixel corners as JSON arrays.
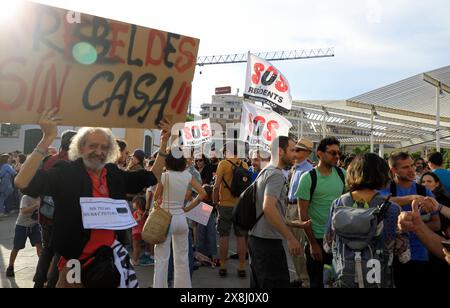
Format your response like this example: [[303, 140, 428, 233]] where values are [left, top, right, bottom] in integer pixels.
[[196, 213, 217, 257], [168, 227, 194, 285], [0, 189, 13, 214]]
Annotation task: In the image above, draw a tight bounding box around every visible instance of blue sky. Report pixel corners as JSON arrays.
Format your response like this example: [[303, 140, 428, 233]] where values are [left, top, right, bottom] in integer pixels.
[[26, 0, 450, 114]]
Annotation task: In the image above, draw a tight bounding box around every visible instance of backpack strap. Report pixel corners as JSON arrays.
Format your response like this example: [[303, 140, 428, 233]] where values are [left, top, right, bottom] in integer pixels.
[[221, 160, 235, 192], [309, 169, 317, 202], [390, 182, 397, 197], [222, 176, 232, 193], [377, 197, 392, 223], [334, 166, 346, 194], [222, 159, 242, 193], [226, 159, 240, 169], [415, 183, 427, 197], [309, 167, 345, 201], [252, 168, 274, 229]]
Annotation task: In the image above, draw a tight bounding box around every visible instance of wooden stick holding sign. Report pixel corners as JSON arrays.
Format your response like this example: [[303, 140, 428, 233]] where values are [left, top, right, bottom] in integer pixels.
[[0, 2, 199, 129]]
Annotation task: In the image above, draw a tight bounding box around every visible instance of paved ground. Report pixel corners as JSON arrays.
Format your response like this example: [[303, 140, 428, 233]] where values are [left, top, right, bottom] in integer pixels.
[[0, 214, 297, 288]]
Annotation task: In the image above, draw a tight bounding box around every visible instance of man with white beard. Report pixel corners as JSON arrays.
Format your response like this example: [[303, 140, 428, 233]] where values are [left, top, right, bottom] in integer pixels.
[[15, 109, 172, 288]]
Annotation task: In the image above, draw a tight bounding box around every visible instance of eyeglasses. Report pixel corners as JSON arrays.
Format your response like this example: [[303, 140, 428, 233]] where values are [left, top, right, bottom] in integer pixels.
[[325, 150, 342, 157], [195, 159, 204, 163]]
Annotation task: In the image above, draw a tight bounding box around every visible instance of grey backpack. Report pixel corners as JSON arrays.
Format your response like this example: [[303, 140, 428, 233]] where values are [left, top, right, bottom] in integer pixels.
[[330, 193, 394, 288]]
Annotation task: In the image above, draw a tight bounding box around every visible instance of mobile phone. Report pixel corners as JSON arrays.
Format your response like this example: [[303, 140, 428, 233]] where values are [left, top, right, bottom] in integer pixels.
[[442, 240, 450, 252]]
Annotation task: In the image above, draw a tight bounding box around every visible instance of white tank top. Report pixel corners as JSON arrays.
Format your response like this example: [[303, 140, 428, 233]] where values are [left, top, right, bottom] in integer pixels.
[[161, 170, 192, 212]]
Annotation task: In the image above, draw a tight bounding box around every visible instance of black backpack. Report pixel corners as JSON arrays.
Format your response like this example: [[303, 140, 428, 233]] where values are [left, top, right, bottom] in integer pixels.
[[309, 166, 346, 201], [81, 245, 121, 288], [223, 160, 252, 198], [232, 169, 266, 230]]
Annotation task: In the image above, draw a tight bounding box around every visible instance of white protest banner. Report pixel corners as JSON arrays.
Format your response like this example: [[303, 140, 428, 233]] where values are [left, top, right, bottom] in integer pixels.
[[80, 198, 137, 230], [185, 202, 213, 226], [244, 53, 292, 112], [239, 102, 292, 150], [181, 119, 212, 147]]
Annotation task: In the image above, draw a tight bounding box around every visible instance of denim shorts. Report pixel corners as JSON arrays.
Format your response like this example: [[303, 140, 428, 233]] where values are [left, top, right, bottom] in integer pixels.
[[14, 224, 42, 250]]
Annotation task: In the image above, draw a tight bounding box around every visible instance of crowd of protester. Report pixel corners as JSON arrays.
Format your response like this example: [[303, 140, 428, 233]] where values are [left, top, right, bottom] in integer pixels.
[[1, 112, 450, 288]]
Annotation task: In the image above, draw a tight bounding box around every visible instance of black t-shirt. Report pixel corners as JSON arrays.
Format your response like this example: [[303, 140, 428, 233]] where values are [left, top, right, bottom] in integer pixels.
[[198, 164, 214, 185]]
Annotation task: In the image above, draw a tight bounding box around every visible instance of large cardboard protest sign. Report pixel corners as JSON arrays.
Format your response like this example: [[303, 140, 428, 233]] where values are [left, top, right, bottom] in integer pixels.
[[181, 119, 212, 147], [0, 2, 199, 129], [244, 53, 292, 112], [239, 102, 292, 150]]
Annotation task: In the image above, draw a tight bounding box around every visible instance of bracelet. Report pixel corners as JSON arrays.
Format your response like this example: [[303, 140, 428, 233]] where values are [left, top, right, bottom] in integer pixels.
[[158, 151, 168, 157], [33, 148, 47, 157], [438, 203, 444, 214]]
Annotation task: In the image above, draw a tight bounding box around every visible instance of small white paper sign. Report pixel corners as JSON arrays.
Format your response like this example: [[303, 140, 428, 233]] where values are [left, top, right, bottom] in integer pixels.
[[80, 198, 137, 230], [185, 202, 213, 226]]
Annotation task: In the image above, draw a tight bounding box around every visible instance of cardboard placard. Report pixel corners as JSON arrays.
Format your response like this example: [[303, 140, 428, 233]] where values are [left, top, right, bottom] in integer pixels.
[[0, 2, 200, 129], [181, 119, 212, 147]]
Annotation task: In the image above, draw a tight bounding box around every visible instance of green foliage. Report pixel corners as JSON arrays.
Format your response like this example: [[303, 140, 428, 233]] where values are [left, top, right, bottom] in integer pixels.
[[352, 145, 371, 155], [410, 151, 422, 160]]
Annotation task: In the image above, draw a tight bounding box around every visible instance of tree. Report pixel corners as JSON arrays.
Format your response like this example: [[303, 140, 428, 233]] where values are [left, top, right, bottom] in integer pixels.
[[410, 151, 423, 161], [352, 145, 371, 155]]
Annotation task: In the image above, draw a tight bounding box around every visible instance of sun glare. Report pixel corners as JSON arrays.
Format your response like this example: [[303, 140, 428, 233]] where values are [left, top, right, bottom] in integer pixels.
[[0, 0, 23, 21]]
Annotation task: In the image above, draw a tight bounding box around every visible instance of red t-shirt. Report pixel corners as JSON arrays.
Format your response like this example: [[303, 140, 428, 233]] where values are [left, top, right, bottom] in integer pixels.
[[59, 168, 115, 270], [132, 210, 145, 236]]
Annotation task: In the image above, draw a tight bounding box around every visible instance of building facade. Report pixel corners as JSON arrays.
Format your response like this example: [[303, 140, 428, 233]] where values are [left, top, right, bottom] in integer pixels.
[[0, 124, 160, 156]]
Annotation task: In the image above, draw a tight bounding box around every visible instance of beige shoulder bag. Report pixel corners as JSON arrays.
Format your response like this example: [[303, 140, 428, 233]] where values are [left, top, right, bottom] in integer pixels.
[[142, 173, 172, 245]]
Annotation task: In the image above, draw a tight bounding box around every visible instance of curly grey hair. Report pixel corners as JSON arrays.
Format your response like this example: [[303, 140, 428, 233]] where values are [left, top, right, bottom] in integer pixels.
[[68, 127, 120, 163]]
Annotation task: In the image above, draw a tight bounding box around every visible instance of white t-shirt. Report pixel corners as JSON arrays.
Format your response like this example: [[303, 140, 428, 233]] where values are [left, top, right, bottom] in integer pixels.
[[16, 195, 40, 227], [160, 170, 192, 211]]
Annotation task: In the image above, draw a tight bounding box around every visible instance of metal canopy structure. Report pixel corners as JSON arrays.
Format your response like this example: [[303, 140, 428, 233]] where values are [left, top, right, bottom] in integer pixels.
[[286, 100, 450, 150], [196, 48, 335, 66], [347, 65, 450, 150]]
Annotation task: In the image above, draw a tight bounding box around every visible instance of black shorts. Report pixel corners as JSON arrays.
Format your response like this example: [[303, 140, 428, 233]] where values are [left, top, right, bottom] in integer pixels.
[[13, 224, 42, 250]]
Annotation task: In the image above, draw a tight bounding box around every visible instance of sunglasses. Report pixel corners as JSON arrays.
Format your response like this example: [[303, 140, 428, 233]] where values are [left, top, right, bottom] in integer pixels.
[[195, 159, 204, 162], [325, 150, 342, 157]]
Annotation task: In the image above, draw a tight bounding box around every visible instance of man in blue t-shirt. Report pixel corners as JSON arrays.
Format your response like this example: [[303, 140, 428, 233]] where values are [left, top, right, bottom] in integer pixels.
[[380, 152, 441, 288], [248, 149, 270, 183], [427, 152, 450, 194]]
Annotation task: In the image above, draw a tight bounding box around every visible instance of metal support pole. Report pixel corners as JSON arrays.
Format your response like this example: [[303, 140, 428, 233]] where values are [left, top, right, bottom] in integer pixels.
[[370, 107, 375, 153], [300, 110, 304, 138], [322, 110, 327, 139], [379, 144, 384, 158], [436, 86, 441, 152]]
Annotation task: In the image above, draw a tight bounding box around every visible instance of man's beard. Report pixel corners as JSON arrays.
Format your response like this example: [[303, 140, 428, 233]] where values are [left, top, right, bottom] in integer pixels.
[[281, 155, 293, 168], [83, 153, 106, 171]]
